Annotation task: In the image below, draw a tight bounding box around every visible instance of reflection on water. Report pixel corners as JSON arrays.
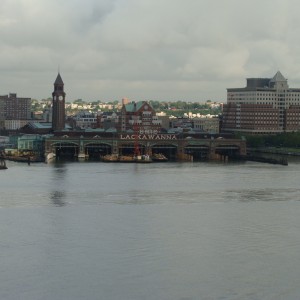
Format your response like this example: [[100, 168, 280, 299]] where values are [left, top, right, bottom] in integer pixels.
[[50, 191, 66, 206], [52, 161, 67, 177], [225, 188, 300, 202], [50, 161, 67, 206]]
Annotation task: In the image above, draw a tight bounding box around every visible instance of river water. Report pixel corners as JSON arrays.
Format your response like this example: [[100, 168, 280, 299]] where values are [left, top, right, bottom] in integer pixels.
[[1, 158, 300, 300]]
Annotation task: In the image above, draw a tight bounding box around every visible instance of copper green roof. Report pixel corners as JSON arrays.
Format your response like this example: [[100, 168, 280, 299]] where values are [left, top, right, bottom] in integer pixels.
[[124, 101, 145, 112]]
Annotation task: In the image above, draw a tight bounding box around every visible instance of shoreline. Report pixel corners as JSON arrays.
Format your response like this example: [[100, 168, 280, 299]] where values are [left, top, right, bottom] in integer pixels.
[[248, 147, 300, 156]]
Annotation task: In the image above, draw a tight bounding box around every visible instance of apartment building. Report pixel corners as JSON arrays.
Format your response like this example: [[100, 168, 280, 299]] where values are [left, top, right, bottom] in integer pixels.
[[0, 93, 32, 130], [73, 111, 97, 129], [1, 93, 31, 119]]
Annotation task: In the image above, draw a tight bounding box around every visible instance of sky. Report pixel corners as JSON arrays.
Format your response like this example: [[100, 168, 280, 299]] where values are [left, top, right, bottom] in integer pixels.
[[1, 0, 300, 102]]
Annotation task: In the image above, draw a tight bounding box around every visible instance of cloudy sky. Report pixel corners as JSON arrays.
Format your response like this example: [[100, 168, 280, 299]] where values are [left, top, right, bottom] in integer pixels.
[[1, 0, 300, 102]]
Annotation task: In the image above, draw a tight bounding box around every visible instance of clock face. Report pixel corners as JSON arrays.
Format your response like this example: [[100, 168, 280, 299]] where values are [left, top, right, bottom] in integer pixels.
[[144, 105, 148, 110], [58, 96, 63, 101]]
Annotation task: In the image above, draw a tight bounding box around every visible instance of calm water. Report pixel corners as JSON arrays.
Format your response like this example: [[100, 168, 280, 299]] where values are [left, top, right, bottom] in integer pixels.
[[1, 159, 300, 300]]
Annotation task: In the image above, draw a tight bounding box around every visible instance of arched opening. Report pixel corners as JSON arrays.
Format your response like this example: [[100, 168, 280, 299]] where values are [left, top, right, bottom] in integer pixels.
[[85, 143, 112, 160], [151, 144, 177, 161], [119, 143, 146, 156], [215, 145, 240, 161], [53, 142, 79, 160], [184, 145, 209, 161]]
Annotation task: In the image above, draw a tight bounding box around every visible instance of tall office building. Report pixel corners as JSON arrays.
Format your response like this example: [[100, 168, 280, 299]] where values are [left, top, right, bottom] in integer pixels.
[[222, 71, 300, 134]]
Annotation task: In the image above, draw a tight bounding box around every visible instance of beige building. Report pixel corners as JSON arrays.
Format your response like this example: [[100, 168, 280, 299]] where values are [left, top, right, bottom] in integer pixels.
[[4, 119, 31, 130], [193, 117, 220, 133]]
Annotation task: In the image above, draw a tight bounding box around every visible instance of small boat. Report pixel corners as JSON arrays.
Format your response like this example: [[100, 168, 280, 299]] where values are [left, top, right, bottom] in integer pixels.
[[152, 153, 168, 162], [77, 153, 89, 160], [119, 155, 135, 162], [102, 154, 152, 163], [102, 154, 119, 162]]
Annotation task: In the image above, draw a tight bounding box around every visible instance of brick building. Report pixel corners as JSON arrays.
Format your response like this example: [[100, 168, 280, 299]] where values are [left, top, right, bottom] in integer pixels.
[[119, 101, 162, 133], [0, 93, 31, 129]]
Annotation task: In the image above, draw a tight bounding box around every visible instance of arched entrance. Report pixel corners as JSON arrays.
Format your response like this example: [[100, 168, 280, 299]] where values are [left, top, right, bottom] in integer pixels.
[[184, 145, 209, 161], [119, 143, 146, 156], [215, 144, 241, 161], [85, 143, 112, 160], [52, 142, 79, 160], [151, 144, 177, 161]]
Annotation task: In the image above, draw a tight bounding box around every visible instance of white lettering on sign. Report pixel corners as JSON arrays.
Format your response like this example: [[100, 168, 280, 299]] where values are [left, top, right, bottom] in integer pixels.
[[120, 134, 177, 140]]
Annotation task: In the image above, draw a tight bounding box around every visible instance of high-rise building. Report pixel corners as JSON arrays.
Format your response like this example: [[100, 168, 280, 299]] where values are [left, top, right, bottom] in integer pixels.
[[1, 93, 31, 119], [222, 71, 300, 134], [52, 73, 66, 131], [0, 93, 31, 130]]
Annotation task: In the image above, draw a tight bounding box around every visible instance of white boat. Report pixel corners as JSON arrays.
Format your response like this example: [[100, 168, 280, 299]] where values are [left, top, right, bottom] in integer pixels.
[[46, 152, 56, 162]]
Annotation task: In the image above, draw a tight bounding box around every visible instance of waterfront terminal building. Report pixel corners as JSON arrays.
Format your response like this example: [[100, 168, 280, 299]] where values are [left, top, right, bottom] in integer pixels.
[[2, 73, 246, 162], [222, 71, 300, 134]]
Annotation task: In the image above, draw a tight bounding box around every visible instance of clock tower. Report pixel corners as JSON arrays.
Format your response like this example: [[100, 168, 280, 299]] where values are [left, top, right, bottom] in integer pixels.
[[52, 73, 66, 131]]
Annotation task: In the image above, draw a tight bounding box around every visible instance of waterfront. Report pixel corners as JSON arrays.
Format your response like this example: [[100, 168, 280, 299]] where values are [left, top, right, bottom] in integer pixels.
[[1, 159, 300, 299]]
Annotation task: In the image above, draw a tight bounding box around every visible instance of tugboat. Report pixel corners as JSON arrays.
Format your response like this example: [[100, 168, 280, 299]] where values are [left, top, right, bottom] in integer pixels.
[[152, 153, 168, 162]]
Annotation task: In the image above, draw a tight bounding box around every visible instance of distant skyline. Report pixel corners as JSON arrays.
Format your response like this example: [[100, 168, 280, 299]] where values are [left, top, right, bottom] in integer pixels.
[[1, 0, 300, 102]]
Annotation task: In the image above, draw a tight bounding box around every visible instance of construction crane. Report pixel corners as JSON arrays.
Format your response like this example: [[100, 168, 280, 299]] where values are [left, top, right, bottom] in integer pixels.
[[133, 109, 140, 157]]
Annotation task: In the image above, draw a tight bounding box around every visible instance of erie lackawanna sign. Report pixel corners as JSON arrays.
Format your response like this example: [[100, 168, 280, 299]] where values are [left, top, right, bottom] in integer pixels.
[[120, 134, 177, 140]]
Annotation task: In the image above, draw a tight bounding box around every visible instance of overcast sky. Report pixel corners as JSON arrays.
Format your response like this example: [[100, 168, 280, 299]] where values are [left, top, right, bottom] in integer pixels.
[[1, 0, 300, 102]]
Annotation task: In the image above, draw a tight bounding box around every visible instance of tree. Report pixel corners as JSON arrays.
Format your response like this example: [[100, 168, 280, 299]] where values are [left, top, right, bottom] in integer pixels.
[[73, 99, 85, 104]]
